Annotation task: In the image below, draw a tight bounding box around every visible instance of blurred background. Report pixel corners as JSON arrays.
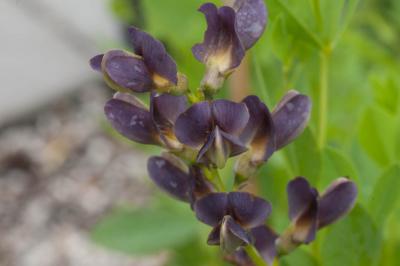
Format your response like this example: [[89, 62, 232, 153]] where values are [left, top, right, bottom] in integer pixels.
[[1, 0, 400, 265]]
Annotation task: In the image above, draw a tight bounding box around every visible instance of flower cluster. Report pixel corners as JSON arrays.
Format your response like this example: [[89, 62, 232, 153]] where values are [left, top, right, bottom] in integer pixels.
[[90, 0, 358, 265]]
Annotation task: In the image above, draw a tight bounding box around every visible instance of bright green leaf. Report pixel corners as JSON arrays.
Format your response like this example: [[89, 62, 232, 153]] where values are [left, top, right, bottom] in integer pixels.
[[319, 146, 359, 189], [91, 203, 199, 255], [358, 106, 396, 166], [369, 164, 400, 226], [321, 205, 382, 266]]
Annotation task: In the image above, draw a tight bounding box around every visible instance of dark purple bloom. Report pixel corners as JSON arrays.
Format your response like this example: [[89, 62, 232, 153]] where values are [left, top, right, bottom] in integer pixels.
[[194, 192, 271, 253], [193, 3, 245, 90], [147, 154, 214, 203], [105, 92, 187, 149], [230, 0, 268, 49], [90, 27, 178, 93], [174, 100, 250, 168], [272, 90, 312, 150], [235, 92, 311, 180], [276, 177, 357, 254], [193, 1, 267, 91], [225, 225, 278, 266]]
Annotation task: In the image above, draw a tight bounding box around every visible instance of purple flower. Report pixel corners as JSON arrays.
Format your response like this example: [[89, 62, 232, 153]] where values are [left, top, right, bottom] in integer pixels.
[[193, 1, 267, 91], [194, 192, 271, 253], [235, 91, 311, 180], [276, 177, 358, 254], [90, 27, 178, 93], [147, 153, 214, 203], [225, 225, 278, 266], [174, 99, 250, 168], [105, 92, 187, 149]]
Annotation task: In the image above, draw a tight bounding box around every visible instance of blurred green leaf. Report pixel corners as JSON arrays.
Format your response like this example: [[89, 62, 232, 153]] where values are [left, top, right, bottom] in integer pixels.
[[369, 164, 400, 226], [321, 205, 382, 266], [319, 146, 359, 189], [281, 248, 318, 266], [370, 74, 399, 115], [358, 106, 397, 166], [285, 129, 321, 185], [91, 202, 199, 255]]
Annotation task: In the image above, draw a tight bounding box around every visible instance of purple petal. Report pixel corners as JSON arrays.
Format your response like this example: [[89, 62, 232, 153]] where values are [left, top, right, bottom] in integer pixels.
[[287, 177, 318, 221], [272, 91, 312, 150], [221, 131, 249, 157], [292, 197, 318, 244], [147, 156, 191, 202], [252, 225, 278, 264], [197, 127, 247, 168], [240, 95, 275, 164], [151, 93, 188, 149], [189, 166, 215, 202], [221, 215, 252, 253], [228, 192, 272, 228], [174, 101, 212, 148], [89, 54, 104, 71], [207, 224, 222, 245], [212, 100, 250, 135], [318, 178, 358, 229], [192, 3, 245, 74], [234, 0, 268, 49], [128, 27, 178, 86], [194, 193, 228, 226], [104, 98, 160, 145], [103, 50, 152, 93]]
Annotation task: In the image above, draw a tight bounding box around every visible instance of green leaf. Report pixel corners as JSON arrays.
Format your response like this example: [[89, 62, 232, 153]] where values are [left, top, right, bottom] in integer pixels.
[[91, 202, 199, 255], [370, 74, 399, 115], [319, 146, 359, 189], [369, 165, 400, 226], [358, 106, 396, 166], [270, 0, 323, 49], [285, 128, 321, 185], [321, 205, 382, 266], [280, 248, 318, 266]]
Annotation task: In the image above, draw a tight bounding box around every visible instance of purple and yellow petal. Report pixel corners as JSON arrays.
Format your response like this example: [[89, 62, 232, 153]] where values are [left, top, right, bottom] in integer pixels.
[[272, 91, 311, 150], [104, 96, 160, 145], [240, 95, 275, 164], [192, 3, 245, 75], [318, 178, 357, 228], [128, 27, 178, 87]]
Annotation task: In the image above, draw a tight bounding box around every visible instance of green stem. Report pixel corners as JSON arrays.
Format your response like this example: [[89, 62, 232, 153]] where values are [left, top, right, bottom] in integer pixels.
[[317, 49, 331, 149], [211, 168, 226, 192], [274, 0, 323, 50], [244, 245, 270, 266], [311, 0, 323, 30]]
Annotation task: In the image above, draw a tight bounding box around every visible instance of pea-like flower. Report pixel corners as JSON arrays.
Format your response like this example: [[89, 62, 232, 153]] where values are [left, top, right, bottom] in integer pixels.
[[235, 91, 311, 181], [225, 225, 278, 266], [174, 99, 250, 168], [193, 0, 267, 91], [276, 177, 358, 254], [90, 27, 179, 93], [147, 153, 214, 203], [105, 92, 187, 150], [194, 192, 271, 253]]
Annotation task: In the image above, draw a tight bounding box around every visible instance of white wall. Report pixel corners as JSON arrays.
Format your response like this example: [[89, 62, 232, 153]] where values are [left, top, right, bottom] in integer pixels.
[[0, 0, 121, 125]]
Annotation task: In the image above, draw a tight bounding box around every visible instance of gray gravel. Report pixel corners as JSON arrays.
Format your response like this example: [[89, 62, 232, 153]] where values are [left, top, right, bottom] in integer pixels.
[[0, 82, 166, 266]]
